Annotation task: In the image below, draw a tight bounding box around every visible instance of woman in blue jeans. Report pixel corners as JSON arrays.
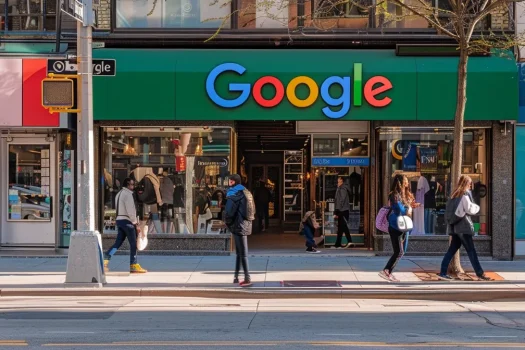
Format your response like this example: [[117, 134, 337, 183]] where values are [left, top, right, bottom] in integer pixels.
[[437, 175, 492, 281]]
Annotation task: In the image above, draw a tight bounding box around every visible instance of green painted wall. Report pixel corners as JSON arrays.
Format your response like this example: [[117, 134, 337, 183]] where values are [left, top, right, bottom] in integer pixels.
[[92, 49, 518, 121]]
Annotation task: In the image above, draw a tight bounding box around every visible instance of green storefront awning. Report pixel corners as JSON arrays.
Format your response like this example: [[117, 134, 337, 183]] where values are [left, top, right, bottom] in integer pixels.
[[92, 49, 518, 121]]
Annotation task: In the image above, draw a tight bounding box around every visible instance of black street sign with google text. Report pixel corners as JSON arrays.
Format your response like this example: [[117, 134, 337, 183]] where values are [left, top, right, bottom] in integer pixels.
[[47, 59, 116, 76]]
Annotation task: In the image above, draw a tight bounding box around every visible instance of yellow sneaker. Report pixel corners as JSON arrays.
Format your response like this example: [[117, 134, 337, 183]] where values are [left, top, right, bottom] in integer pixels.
[[130, 264, 147, 274], [103, 259, 110, 273]]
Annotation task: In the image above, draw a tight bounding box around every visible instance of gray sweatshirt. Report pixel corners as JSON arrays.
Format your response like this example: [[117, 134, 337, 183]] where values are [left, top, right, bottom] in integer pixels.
[[334, 184, 351, 214]]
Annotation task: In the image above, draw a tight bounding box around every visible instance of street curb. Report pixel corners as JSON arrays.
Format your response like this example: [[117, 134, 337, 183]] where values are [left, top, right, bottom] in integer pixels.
[[1, 287, 524, 301]]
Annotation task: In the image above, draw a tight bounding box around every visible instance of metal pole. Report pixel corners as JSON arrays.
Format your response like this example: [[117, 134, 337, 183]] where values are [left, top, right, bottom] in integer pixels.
[[65, 0, 105, 288], [77, 20, 95, 232]]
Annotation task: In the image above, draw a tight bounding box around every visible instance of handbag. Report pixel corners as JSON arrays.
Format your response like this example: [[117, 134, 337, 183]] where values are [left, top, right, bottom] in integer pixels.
[[199, 208, 213, 221], [375, 206, 391, 233], [396, 215, 413, 233], [137, 224, 149, 251]]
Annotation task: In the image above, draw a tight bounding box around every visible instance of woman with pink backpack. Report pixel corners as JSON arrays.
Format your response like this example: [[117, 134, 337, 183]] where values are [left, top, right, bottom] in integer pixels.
[[377, 174, 419, 282]]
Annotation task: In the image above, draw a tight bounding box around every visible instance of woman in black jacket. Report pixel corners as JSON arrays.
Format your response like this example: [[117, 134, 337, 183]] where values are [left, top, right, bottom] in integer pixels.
[[437, 175, 492, 281]]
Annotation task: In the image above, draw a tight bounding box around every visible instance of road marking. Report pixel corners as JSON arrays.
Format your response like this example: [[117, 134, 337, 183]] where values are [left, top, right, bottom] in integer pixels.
[[0, 340, 27, 347], [46, 332, 95, 334], [316, 334, 362, 336], [472, 336, 519, 338], [41, 341, 525, 348]]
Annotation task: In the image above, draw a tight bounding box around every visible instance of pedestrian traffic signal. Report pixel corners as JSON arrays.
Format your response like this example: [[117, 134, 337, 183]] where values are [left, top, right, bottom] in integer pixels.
[[41, 74, 79, 113]]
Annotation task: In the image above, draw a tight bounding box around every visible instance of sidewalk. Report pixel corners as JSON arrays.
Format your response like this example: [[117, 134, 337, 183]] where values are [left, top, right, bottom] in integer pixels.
[[1, 255, 525, 301]]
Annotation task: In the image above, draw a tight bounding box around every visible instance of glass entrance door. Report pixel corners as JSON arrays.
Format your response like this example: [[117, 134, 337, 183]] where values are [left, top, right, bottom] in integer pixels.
[[1, 137, 56, 246]]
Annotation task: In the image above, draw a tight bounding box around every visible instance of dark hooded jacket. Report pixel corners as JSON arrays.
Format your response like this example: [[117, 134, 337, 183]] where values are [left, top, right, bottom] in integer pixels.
[[225, 184, 252, 236]]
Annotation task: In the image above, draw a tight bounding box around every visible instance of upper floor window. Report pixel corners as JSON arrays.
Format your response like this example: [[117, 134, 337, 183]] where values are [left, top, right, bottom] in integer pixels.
[[1, 0, 56, 31], [115, 0, 231, 28], [111, 0, 512, 31]]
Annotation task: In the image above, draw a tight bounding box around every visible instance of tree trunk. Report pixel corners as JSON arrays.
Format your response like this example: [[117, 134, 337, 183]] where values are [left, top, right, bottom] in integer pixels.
[[447, 46, 469, 276]]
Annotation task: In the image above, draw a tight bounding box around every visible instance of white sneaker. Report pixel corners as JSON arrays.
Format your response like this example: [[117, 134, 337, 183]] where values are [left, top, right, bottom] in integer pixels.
[[306, 248, 321, 254]]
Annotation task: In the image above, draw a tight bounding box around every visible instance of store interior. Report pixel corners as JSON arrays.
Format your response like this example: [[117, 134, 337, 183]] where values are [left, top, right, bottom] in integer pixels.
[[100, 122, 370, 252]]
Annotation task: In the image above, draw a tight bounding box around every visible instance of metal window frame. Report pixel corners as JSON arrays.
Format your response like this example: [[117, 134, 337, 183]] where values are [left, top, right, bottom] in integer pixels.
[[3, 0, 56, 32]]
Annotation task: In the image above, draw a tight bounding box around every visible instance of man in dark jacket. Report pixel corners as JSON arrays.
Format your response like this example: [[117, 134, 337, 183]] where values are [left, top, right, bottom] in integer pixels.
[[225, 174, 252, 287], [334, 176, 353, 248]]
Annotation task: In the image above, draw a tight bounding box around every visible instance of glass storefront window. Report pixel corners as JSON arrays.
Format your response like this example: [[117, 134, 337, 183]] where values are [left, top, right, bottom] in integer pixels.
[[102, 127, 232, 235], [115, 0, 231, 29], [313, 135, 339, 156], [8, 144, 52, 221], [378, 128, 489, 236], [341, 134, 368, 157]]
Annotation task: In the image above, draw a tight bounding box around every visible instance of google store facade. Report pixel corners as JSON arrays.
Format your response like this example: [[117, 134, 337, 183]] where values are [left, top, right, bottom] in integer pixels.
[[92, 48, 518, 259]]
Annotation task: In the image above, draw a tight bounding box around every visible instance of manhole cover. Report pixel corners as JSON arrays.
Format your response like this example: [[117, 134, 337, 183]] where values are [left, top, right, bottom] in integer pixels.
[[415, 271, 504, 282], [281, 280, 341, 287]]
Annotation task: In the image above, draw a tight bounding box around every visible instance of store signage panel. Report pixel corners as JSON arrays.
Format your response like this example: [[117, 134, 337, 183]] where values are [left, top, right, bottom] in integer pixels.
[[205, 63, 393, 120], [311, 157, 370, 167], [47, 59, 116, 76]]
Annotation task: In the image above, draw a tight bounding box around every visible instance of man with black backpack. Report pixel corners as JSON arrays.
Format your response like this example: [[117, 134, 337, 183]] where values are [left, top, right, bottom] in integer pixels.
[[104, 178, 147, 274], [225, 174, 254, 287]]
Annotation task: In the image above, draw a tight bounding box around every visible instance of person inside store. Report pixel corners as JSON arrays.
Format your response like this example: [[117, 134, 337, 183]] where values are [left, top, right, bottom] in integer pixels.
[[334, 176, 354, 248], [437, 175, 493, 281], [224, 174, 253, 287], [379, 174, 418, 282], [104, 177, 147, 274], [253, 178, 272, 233], [212, 190, 226, 220]]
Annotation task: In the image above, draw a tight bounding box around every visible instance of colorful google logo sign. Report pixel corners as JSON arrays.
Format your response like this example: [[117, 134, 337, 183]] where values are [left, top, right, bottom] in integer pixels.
[[206, 62, 393, 119]]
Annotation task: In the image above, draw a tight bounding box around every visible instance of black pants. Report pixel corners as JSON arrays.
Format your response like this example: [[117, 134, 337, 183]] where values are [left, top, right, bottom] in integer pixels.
[[335, 210, 352, 247], [234, 234, 250, 281], [440, 233, 484, 277], [384, 226, 406, 274], [256, 203, 270, 231]]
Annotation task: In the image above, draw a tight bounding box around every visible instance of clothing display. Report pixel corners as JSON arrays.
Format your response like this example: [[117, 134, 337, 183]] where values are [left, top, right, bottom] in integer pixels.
[[402, 141, 418, 172], [412, 176, 429, 235], [159, 175, 174, 205], [424, 180, 437, 208]]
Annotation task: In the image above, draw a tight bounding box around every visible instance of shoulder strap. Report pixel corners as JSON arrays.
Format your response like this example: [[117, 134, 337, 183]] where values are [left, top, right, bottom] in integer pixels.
[[116, 190, 130, 219]]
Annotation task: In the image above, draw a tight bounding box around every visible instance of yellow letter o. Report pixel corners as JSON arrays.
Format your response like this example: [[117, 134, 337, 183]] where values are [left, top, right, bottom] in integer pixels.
[[286, 76, 319, 108]]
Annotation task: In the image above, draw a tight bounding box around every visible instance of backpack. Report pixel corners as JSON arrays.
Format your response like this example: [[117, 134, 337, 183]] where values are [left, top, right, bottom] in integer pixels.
[[135, 176, 157, 205], [242, 189, 256, 221], [375, 206, 391, 233]]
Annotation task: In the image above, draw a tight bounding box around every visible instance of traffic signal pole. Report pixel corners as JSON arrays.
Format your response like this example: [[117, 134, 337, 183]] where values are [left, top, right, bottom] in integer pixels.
[[76, 22, 95, 231], [64, 5, 106, 287]]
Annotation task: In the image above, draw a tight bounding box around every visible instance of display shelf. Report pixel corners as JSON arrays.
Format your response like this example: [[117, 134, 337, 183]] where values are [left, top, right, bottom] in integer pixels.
[[283, 150, 304, 230]]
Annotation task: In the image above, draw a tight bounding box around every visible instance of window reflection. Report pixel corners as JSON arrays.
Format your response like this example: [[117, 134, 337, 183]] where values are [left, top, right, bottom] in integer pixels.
[[116, 0, 231, 28], [8, 145, 51, 221]]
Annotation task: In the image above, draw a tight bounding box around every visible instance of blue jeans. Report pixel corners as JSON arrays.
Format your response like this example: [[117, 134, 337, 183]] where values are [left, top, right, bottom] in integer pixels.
[[303, 225, 316, 249], [105, 219, 138, 265], [440, 234, 484, 277]]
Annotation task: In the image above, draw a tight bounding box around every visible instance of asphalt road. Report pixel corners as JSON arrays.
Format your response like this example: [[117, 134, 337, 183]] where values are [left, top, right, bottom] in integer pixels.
[[0, 297, 524, 349]]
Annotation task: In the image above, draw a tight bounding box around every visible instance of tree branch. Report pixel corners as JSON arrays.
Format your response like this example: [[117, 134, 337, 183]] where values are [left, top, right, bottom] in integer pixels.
[[388, 0, 459, 39]]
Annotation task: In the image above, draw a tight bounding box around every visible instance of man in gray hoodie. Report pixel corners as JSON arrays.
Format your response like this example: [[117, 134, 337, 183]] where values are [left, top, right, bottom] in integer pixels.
[[334, 176, 353, 248]]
